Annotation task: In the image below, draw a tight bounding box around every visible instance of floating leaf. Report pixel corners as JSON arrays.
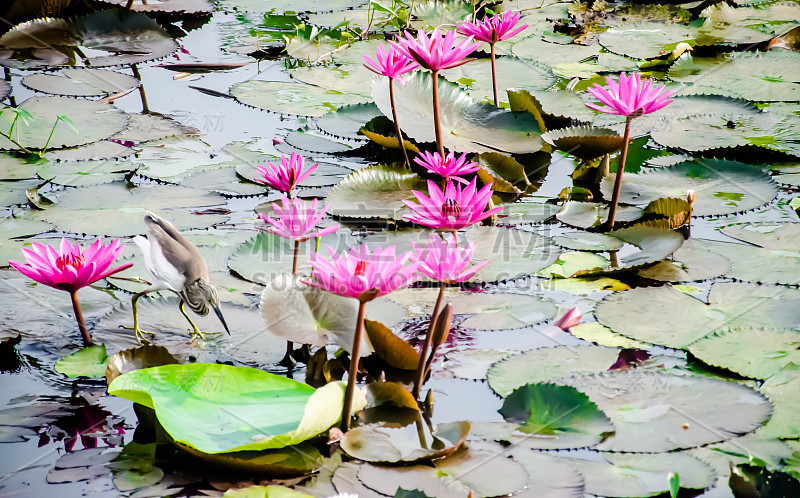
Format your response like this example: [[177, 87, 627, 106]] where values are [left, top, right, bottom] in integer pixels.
[[637, 240, 732, 282], [55, 344, 108, 378], [512, 37, 600, 67], [177, 441, 324, 477], [496, 201, 560, 225], [105, 345, 179, 386], [441, 350, 511, 380], [599, 22, 698, 60], [542, 126, 623, 160], [688, 327, 800, 380], [758, 363, 800, 439], [180, 167, 268, 196], [595, 281, 800, 348], [101, 0, 213, 13], [0, 218, 53, 266], [372, 71, 543, 154], [539, 252, 608, 278], [224, 485, 313, 498], [316, 103, 381, 141], [560, 371, 771, 452], [441, 57, 556, 105], [600, 159, 778, 217], [555, 201, 643, 229], [326, 163, 427, 221], [109, 364, 365, 453], [364, 319, 420, 370], [568, 322, 648, 349], [36, 159, 135, 187], [22, 69, 139, 97], [553, 232, 625, 252], [341, 421, 469, 463], [231, 80, 368, 117]]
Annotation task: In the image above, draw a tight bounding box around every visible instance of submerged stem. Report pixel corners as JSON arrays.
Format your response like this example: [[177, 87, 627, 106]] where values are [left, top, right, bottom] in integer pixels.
[[389, 78, 412, 169], [431, 70, 444, 157], [341, 300, 368, 431], [69, 291, 92, 346], [604, 116, 632, 230], [490, 43, 499, 107], [412, 285, 445, 399]]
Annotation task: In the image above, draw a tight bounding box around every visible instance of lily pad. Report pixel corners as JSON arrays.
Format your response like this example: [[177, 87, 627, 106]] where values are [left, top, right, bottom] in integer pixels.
[[552, 232, 625, 252], [42, 141, 136, 162], [22, 69, 139, 97], [637, 240, 732, 282], [0, 97, 128, 151], [371, 71, 543, 154], [560, 371, 771, 452], [599, 22, 698, 60], [441, 350, 511, 380], [180, 167, 268, 196], [109, 364, 365, 453], [496, 201, 560, 225], [757, 363, 800, 439], [542, 126, 623, 160], [595, 281, 800, 348], [695, 236, 800, 287], [441, 57, 556, 105], [231, 80, 368, 118], [411, 0, 472, 30], [100, 0, 214, 13], [36, 160, 135, 187], [555, 201, 644, 229], [599, 159, 778, 217], [133, 136, 233, 182], [26, 183, 227, 236], [512, 37, 600, 67], [341, 421, 469, 463], [55, 344, 109, 378], [0, 218, 54, 266], [565, 452, 715, 497], [105, 344, 179, 385], [0, 11, 178, 69], [325, 163, 427, 221], [567, 322, 648, 349], [316, 103, 381, 141], [224, 485, 313, 498], [688, 327, 800, 380], [216, 0, 366, 14]]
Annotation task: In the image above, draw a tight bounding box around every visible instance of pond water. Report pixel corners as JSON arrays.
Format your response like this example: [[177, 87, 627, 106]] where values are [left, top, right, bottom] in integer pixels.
[[1, 0, 800, 497]]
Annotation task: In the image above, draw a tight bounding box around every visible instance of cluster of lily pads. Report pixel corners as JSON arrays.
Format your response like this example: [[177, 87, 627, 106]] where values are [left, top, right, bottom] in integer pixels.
[[1, 0, 800, 496]]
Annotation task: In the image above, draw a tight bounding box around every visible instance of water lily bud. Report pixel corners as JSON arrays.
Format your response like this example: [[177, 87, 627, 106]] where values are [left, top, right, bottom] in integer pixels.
[[554, 308, 582, 331], [686, 189, 695, 206]]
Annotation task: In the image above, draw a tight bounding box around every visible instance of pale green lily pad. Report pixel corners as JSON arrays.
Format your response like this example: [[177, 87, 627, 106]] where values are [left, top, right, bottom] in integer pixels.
[[568, 322, 648, 349], [0, 97, 128, 151], [133, 136, 233, 182], [215, 0, 366, 14], [496, 201, 560, 225], [109, 364, 365, 453], [289, 65, 374, 98], [565, 452, 715, 497], [326, 163, 427, 221], [651, 111, 800, 158], [540, 276, 630, 294], [411, 0, 472, 30], [224, 485, 313, 498], [695, 236, 800, 287], [599, 22, 698, 60], [372, 71, 543, 154], [688, 327, 800, 380], [757, 363, 800, 439], [36, 160, 135, 187], [180, 167, 267, 196], [0, 218, 54, 266], [599, 159, 778, 217], [341, 421, 469, 463], [112, 113, 195, 144], [542, 125, 623, 160], [22, 69, 139, 97], [316, 103, 381, 141], [699, 1, 800, 43], [559, 371, 771, 452], [231, 80, 369, 117], [512, 37, 600, 67], [637, 240, 732, 282], [42, 141, 136, 162], [0, 153, 43, 180], [26, 183, 227, 236], [442, 350, 511, 380], [553, 232, 625, 252], [555, 201, 644, 229], [538, 252, 608, 278], [441, 57, 556, 105], [54, 344, 108, 378], [595, 281, 800, 348], [669, 51, 800, 102], [510, 89, 597, 128]]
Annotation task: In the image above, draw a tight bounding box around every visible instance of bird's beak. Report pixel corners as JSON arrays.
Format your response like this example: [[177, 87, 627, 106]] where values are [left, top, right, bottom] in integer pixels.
[[212, 304, 231, 335]]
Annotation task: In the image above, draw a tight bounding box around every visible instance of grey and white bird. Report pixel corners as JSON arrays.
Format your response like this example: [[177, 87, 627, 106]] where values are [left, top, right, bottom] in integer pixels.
[[129, 211, 230, 344]]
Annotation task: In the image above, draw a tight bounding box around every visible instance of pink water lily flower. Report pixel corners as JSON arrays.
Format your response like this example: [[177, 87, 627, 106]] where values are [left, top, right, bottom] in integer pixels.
[[554, 308, 582, 331], [585, 72, 674, 117], [255, 153, 317, 193], [9, 238, 132, 345], [363, 43, 419, 86], [390, 28, 480, 72], [458, 12, 528, 44], [414, 151, 480, 184], [412, 233, 488, 283], [403, 178, 503, 230], [303, 244, 419, 301], [258, 196, 339, 241], [10, 238, 131, 293]]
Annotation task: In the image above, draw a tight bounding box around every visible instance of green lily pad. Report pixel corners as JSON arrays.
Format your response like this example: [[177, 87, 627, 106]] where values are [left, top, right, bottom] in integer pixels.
[[36, 160, 135, 187], [599, 159, 778, 217], [637, 240, 732, 282], [354, 446, 529, 497], [180, 167, 268, 196], [372, 71, 543, 154], [0, 152, 44, 180], [26, 183, 227, 236], [55, 344, 109, 378], [316, 103, 381, 141], [495, 382, 615, 449], [341, 421, 469, 463], [496, 201, 560, 225], [441, 57, 556, 105], [109, 364, 365, 453], [539, 276, 630, 294], [669, 51, 800, 102], [538, 251, 609, 278], [542, 126, 623, 160], [688, 327, 800, 380], [567, 322, 648, 349], [216, 0, 366, 14], [552, 232, 625, 252], [0, 11, 178, 69], [699, 2, 800, 44], [509, 89, 596, 130], [441, 350, 511, 380], [224, 485, 313, 498], [757, 363, 800, 439], [595, 281, 800, 348], [410, 0, 472, 30], [512, 37, 600, 67], [231, 80, 369, 118], [112, 113, 195, 144], [555, 201, 644, 229], [599, 22, 698, 60], [560, 371, 771, 452], [0, 218, 54, 266], [133, 136, 234, 182], [22, 69, 139, 97], [105, 344, 179, 385], [100, 0, 213, 13], [40, 141, 134, 162], [0, 97, 128, 151], [651, 111, 800, 158], [326, 163, 427, 221], [564, 452, 715, 497], [695, 236, 800, 287]]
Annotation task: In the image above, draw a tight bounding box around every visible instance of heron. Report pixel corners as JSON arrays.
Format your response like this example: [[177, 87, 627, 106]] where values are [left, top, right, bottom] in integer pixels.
[[127, 211, 230, 344]]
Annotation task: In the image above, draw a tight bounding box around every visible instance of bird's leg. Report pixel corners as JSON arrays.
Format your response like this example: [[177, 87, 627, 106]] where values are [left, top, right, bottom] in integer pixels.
[[122, 292, 156, 344], [179, 301, 206, 340], [279, 342, 296, 369]]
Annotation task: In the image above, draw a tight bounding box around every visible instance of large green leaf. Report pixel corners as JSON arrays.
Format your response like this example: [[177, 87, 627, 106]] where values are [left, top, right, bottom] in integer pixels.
[[688, 327, 800, 380], [441, 57, 556, 105], [21, 69, 139, 97], [695, 236, 800, 287], [637, 240, 732, 282], [555, 201, 644, 229], [316, 103, 381, 141], [36, 160, 135, 187], [599, 159, 778, 217], [599, 22, 698, 60], [371, 71, 543, 153], [54, 344, 108, 378], [560, 371, 772, 452], [757, 363, 800, 439], [109, 364, 365, 453], [231, 80, 368, 117], [595, 282, 800, 348]]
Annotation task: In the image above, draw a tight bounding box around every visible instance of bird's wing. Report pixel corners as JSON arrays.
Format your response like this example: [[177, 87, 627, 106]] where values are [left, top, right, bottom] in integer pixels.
[[144, 212, 209, 282]]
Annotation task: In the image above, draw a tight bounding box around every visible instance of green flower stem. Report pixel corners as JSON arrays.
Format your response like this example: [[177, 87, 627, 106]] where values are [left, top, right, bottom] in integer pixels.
[[431, 70, 444, 156], [69, 291, 92, 346], [412, 285, 445, 399], [605, 116, 632, 230], [341, 299, 368, 431], [389, 78, 412, 169]]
